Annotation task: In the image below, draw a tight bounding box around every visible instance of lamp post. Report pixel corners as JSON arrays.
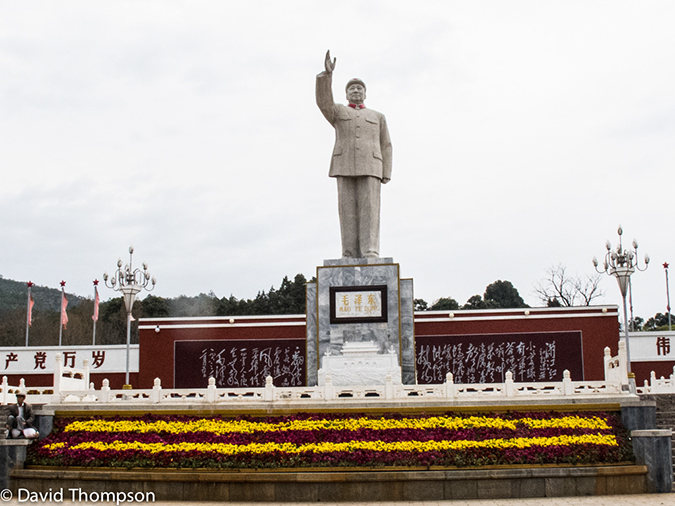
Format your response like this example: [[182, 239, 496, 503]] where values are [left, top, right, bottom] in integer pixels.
[[593, 225, 649, 375], [103, 246, 156, 387]]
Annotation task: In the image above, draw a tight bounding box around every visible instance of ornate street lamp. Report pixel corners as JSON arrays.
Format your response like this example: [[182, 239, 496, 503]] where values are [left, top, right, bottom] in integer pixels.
[[593, 226, 649, 376], [103, 246, 156, 387]]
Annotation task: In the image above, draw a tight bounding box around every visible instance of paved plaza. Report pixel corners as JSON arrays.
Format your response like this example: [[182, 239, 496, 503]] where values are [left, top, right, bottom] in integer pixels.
[[1, 494, 673, 506]]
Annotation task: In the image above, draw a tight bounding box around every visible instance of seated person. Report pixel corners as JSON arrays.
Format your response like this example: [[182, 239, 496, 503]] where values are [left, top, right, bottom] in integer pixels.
[[5, 390, 39, 439]]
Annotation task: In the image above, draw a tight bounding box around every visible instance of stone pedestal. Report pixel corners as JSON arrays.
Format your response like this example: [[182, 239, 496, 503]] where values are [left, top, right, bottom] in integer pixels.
[[306, 257, 414, 385], [35, 409, 54, 441], [631, 429, 673, 493], [0, 439, 31, 490]]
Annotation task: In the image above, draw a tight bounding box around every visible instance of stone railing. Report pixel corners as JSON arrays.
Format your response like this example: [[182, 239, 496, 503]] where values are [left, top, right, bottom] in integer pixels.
[[636, 367, 675, 394], [2, 353, 90, 405], [53, 353, 90, 393], [0, 377, 55, 405], [52, 370, 628, 405], [604, 341, 628, 386]]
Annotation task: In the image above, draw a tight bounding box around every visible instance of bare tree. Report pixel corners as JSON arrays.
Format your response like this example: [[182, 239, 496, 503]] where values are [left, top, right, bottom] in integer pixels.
[[534, 265, 604, 307]]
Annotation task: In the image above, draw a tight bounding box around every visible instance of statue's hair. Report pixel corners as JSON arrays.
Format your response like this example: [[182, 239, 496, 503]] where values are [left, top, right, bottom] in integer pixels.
[[345, 78, 366, 92]]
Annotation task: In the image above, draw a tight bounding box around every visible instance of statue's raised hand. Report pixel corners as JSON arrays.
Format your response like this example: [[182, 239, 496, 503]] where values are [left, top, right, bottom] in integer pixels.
[[324, 50, 336, 74]]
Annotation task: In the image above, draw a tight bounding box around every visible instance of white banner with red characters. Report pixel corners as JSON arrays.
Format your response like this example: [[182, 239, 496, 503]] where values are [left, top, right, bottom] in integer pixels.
[[0, 345, 138, 374], [628, 331, 675, 362]]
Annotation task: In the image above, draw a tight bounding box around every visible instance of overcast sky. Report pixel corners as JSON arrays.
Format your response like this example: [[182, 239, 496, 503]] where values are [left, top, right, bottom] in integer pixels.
[[1, 1, 674, 323]]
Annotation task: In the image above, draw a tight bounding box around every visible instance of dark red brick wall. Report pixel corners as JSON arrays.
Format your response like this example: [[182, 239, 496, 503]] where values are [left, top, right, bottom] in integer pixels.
[[139, 317, 306, 388], [413, 308, 620, 381]]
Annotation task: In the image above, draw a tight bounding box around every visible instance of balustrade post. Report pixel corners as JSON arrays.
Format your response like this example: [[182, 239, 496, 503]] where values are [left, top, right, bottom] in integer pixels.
[[603, 346, 612, 381], [384, 373, 394, 399], [206, 377, 217, 403], [323, 374, 334, 400], [444, 372, 455, 399], [650, 371, 660, 393], [505, 371, 515, 397], [100, 379, 111, 403], [82, 359, 91, 388], [53, 353, 63, 396], [263, 376, 275, 401], [151, 378, 162, 403], [1, 376, 7, 405], [562, 370, 574, 396]]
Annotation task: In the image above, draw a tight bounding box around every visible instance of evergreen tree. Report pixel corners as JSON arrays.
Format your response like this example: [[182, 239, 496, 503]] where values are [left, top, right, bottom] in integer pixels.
[[484, 280, 529, 308], [429, 297, 459, 311]]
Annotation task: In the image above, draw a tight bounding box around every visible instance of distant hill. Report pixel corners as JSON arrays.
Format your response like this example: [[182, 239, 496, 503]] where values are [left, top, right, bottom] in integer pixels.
[[0, 276, 86, 317], [0, 273, 310, 347]]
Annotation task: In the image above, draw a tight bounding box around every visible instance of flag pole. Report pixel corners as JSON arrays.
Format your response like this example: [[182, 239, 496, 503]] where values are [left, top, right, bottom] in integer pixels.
[[59, 280, 66, 346], [92, 279, 100, 345], [665, 263, 672, 332], [25, 281, 33, 346]]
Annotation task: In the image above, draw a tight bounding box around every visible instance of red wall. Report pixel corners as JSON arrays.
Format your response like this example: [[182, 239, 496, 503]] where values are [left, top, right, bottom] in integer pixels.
[[139, 308, 620, 388], [632, 361, 675, 386], [413, 307, 620, 381], [139, 316, 306, 388], [5, 309, 624, 391]]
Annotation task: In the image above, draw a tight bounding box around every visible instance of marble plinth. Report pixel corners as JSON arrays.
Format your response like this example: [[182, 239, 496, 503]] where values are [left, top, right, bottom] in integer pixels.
[[306, 257, 414, 385], [318, 341, 402, 386]]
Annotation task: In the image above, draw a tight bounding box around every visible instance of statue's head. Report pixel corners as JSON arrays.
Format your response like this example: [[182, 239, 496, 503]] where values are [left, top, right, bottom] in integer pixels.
[[345, 78, 366, 105]]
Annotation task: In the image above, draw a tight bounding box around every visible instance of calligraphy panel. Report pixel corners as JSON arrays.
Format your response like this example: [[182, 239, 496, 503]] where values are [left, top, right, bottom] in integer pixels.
[[415, 332, 583, 384], [174, 339, 306, 388]]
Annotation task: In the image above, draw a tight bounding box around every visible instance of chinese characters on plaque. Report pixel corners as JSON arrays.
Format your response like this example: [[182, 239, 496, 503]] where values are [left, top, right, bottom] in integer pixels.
[[329, 285, 388, 324], [174, 339, 306, 388], [1, 347, 132, 374], [2, 350, 107, 370], [657, 336, 671, 356], [624, 332, 675, 362], [415, 332, 584, 384]]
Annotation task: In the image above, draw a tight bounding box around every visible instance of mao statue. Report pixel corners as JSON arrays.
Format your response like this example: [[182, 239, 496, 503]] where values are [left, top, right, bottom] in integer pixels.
[[316, 50, 392, 259]]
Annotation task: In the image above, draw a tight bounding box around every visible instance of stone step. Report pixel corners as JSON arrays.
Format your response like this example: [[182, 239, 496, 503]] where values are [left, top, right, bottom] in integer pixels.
[[649, 394, 675, 483]]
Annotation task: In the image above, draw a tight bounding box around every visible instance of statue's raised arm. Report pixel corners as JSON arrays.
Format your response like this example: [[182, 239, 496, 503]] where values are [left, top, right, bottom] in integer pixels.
[[324, 50, 336, 74]]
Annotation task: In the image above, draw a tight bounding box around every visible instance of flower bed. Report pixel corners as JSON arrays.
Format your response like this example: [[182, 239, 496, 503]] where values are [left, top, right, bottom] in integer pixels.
[[27, 411, 633, 469]]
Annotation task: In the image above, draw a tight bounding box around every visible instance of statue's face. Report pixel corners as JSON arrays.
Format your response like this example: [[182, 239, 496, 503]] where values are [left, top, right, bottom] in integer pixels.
[[346, 83, 365, 105]]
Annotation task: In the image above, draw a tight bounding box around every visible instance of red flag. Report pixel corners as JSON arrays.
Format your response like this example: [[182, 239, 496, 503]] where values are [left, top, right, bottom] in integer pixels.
[[92, 288, 99, 322], [61, 292, 69, 329], [28, 294, 35, 327]]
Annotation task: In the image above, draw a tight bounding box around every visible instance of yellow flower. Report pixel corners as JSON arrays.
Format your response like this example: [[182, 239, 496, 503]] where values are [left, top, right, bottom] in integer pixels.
[[59, 433, 617, 457]]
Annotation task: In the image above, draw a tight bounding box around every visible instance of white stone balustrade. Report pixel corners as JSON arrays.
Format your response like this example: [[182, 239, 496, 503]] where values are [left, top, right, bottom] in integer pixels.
[[13, 340, 675, 403], [636, 366, 675, 394], [2, 353, 93, 405], [604, 341, 628, 386], [53, 353, 90, 393], [1, 377, 55, 405], [47, 369, 631, 405]]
